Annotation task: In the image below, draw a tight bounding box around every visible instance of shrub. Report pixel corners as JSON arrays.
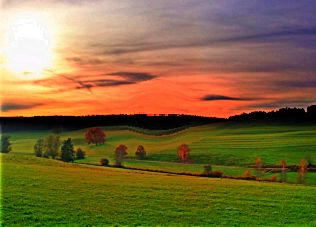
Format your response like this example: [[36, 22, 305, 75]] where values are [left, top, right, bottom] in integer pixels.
[[100, 158, 109, 166], [1, 135, 12, 153], [243, 170, 252, 178], [211, 171, 223, 178], [76, 148, 86, 160]]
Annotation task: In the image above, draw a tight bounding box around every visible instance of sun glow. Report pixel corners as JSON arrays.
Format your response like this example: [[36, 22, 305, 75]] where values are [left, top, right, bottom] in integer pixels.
[[4, 12, 55, 79]]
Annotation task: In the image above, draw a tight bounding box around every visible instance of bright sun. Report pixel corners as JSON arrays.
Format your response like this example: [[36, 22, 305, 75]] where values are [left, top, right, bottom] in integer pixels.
[[4, 12, 55, 79]]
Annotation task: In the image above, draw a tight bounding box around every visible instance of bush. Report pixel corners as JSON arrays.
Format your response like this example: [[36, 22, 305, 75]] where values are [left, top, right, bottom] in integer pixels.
[[243, 170, 252, 178], [76, 148, 86, 160], [1, 135, 12, 153], [211, 170, 223, 178], [100, 158, 109, 166]]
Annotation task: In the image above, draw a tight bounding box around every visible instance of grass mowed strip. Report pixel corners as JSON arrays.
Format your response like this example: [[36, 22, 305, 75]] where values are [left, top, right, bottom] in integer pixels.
[[1, 154, 316, 226]]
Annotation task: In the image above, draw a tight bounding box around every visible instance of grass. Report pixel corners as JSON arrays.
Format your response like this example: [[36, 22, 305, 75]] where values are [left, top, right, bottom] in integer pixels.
[[5, 122, 316, 184], [1, 154, 316, 226], [7, 122, 316, 166]]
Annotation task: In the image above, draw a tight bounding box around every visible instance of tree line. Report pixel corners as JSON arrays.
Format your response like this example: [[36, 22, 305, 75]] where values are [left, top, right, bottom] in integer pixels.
[[229, 106, 316, 122], [1, 114, 223, 132], [33, 135, 86, 162], [2, 106, 316, 133]]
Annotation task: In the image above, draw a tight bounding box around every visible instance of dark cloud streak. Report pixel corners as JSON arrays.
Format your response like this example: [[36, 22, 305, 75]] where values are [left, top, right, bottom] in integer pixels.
[[1, 102, 42, 112], [33, 71, 157, 93], [201, 95, 257, 101]]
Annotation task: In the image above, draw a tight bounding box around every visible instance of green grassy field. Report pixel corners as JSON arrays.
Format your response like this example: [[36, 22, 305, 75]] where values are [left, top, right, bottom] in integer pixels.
[[6, 122, 316, 184], [1, 154, 316, 226], [8, 122, 316, 165]]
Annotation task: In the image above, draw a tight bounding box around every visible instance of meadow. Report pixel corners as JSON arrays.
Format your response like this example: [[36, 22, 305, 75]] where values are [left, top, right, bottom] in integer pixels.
[[7, 122, 316, 184], [1, 154, 316, 226]]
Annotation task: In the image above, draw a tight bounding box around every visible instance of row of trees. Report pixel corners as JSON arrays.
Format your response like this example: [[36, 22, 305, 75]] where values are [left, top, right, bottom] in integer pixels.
[[176, 146, 311, 183], [34, 135, 85, 162], [229, 106, 316, 122], [102, 144, 147, 167], [254, 157, 309, 184], [100, 143, 189, 167], [85, 128, 187, 162], [34, 135, 60, 158]]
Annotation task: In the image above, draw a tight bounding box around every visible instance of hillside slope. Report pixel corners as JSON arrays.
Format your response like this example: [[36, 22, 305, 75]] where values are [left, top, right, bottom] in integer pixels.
[[8, 122, 316, 166], [1, 154, 316, 226]]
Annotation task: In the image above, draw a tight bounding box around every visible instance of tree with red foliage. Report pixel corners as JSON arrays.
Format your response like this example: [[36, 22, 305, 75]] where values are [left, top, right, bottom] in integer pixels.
[[85, 127, 106, 145], [135, 145, 146, 159], [177, 144, 190, 162], [115, 144, 128, 167], [280, 160, 287, 182], [255, 157, 263, 178], [297, 159, 308, 184]]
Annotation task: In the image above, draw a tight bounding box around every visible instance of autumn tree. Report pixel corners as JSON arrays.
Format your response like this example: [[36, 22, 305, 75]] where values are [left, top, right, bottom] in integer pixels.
[[115, 144, 128, 167], [44, 134, 60, 159], [34, 138, 45, 157], [280, 160, 287, 182], [135, 145, 146, 159], [61, 138, 75, 162], [255, 157, 263, 178], [1, 135, 12, 153], [297, 159, 308, 184], [177, 144, 190, 163], [85, 127, 106, 145]]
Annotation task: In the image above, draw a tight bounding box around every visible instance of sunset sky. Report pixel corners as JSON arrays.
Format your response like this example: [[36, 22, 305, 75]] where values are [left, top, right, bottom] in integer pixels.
[[1, 0, 316, 117]]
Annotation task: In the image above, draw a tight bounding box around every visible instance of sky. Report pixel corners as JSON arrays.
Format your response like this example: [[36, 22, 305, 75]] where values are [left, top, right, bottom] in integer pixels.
[[1, 0, 316, 117]]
